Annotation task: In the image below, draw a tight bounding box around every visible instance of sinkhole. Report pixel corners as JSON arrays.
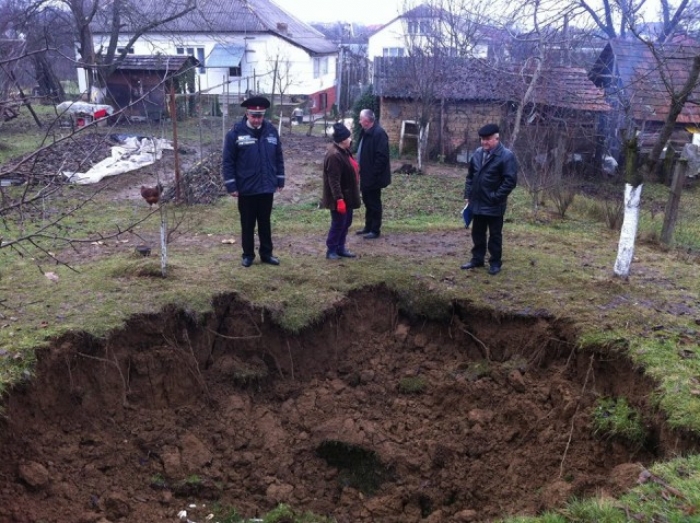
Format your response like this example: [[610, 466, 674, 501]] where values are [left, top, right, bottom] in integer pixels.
[[0, 288, 695, 523]]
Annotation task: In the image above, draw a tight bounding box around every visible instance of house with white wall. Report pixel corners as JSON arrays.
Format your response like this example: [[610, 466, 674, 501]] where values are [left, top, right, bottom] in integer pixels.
[[78, 0, 338, 113], [367, 3, 493, 77]]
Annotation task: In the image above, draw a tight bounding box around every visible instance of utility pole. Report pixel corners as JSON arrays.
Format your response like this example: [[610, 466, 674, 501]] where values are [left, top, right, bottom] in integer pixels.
[[337, 45, 344, 115]]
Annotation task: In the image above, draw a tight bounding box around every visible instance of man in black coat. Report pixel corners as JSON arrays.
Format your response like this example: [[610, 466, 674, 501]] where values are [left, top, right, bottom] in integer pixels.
[[355, 109, 391, 239], [461, 124, 518, 275]]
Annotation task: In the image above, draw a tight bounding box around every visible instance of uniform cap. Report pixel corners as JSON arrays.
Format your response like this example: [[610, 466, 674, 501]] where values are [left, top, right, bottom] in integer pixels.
[[241, 96, 270, 114]]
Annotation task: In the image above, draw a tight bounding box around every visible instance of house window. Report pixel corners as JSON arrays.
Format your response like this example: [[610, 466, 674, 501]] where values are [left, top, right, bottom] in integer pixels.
[[408, 20, 431, 35], [383, 47, 405, 57], [117, 47, 134, 54], [313, 57, 329, 78], [319, 92, 328, 110], [229, 66, 241, 77], [177, 46, 206, 74]]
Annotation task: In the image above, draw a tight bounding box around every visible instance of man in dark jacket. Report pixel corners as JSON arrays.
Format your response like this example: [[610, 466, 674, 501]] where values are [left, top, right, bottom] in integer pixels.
[[355, 109, 391, 239], [222, 96, 285, 267], [461, 123, 517, 275]]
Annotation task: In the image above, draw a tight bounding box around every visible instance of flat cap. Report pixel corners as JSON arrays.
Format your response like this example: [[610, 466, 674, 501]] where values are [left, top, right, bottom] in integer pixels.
[[241, 96, 270, 113], [478, 123, 499, 137]]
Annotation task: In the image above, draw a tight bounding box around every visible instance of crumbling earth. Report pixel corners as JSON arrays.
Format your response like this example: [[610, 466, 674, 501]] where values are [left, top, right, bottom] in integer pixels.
[[0, 290, 697, 523], [0, 130, 698, 523]]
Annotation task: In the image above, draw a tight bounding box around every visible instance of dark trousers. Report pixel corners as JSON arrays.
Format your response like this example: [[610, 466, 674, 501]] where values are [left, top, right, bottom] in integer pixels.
[[361, 188, 383, 234], [326, 208, 354, 251], [238, 193, 274, 258], [471, 214, 504, 267]]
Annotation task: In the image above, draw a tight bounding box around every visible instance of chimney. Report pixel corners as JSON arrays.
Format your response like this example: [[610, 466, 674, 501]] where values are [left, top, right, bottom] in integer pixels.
[[277, 22, 288, 33]]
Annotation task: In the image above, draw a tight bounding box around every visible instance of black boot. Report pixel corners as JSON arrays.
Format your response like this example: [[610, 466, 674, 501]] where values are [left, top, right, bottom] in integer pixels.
[[337, 246, 356, 258], [326, 249, 340, 260]]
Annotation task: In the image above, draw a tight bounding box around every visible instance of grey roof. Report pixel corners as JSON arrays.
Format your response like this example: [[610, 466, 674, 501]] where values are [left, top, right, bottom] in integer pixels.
[[589, 37, 700, 123], [375, 56, 512, 101], [91, 0, 337, 55]]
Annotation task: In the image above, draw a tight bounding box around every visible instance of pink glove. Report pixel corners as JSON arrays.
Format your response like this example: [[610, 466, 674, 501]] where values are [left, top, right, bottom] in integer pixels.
[[336, 199, 347, 214]]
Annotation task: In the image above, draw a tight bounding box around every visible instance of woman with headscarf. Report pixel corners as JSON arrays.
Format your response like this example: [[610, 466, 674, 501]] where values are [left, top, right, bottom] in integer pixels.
[[321, 122, 361, 260]]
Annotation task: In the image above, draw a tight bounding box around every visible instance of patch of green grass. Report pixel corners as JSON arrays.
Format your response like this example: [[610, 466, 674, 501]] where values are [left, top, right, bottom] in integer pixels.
[[502, 454, 700, 523], [149, 474, 167, 489], [592, 397, 648, 446], [263, 503, 334, 523], [461, 360, 492, 382], [210, 504, 245, 523], [398, 376, 427, 394]]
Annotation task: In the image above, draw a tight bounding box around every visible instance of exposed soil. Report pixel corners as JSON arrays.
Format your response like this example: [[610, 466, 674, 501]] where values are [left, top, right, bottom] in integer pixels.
[[1, 130, 699, 523]]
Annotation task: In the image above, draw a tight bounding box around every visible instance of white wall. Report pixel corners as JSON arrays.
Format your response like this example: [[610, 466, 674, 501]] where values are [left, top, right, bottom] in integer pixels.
[[78, 33, 337, 97], [367, 20, 406, 62]]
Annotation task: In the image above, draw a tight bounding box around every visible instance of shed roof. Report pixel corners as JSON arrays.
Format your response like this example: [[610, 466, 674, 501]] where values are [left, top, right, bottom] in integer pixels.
[[589, 38, 700, 123], [91, 0, 337, 55], [112, 55, 199, 72], [375, 57, 609, 112], [525, 66, 610, 112]]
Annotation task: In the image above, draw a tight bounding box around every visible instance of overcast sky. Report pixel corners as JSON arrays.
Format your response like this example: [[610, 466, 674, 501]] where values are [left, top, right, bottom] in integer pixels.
[[273, 0, 406, 24]]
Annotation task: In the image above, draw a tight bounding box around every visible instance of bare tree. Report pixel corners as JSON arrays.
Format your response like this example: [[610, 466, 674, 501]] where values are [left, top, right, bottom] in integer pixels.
[[391, 0, 492, 169], [42, 0, 198, 95]]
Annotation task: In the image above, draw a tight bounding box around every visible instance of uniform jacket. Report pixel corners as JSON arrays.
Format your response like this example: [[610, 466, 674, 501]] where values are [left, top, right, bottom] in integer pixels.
[[465, 142, 518, 216], [357, 122, 391, 191], [222, 118, 285, 195], [321, 143, 361, 211]]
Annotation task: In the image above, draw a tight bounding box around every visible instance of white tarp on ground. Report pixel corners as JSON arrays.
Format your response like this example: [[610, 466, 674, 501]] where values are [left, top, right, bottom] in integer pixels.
[[55, 101, 115, 116], [62, 136, 174, 185]]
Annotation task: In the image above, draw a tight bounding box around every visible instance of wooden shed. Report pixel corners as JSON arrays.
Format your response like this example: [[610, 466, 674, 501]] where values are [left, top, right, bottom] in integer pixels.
[[105, 55, 200, 121], [588, 37, 700, 161], [373, 56, 609, 168]]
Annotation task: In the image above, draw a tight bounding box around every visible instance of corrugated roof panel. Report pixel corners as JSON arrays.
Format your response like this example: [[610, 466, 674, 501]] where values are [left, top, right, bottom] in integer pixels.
[[207, 45, 245, 67]]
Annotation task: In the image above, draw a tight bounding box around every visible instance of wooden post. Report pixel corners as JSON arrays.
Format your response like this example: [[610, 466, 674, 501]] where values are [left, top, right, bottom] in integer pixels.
[[660, 158, 687, 245], [169, 83, 181, 202]]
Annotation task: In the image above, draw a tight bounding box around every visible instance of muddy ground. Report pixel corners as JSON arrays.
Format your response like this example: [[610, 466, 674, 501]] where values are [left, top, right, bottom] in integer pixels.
[[0, 129, 698, 523]]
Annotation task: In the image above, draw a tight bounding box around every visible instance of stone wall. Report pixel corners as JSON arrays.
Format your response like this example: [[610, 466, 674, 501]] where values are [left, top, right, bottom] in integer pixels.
[[379, 97, 600, 166], [379, 97, 507, 162]]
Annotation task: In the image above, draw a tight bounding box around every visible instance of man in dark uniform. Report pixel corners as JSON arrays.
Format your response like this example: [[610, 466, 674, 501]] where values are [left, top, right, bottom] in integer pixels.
[[222, 96, 285, 267], [461, 123, 518, 275]]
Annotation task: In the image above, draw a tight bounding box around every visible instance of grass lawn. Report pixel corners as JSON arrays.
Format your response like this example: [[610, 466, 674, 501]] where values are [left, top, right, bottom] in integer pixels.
[[1, 107, 700, 522]]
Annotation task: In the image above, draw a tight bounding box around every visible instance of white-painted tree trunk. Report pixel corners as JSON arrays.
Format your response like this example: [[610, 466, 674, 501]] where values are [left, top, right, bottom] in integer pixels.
[[160, 214, 168, 278], [613, 183, 643, 277]]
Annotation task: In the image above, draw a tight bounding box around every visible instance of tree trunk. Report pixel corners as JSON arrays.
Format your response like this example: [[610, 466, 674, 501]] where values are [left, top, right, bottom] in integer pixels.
[[660, 159, 686, 245], [614, 134, 641, 277], [32, 53, 65, 103], [613, 184, 643, 277]]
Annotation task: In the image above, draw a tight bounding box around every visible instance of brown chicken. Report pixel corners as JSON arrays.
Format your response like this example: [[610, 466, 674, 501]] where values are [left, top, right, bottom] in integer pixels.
[[140, 183, 163, 206]]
